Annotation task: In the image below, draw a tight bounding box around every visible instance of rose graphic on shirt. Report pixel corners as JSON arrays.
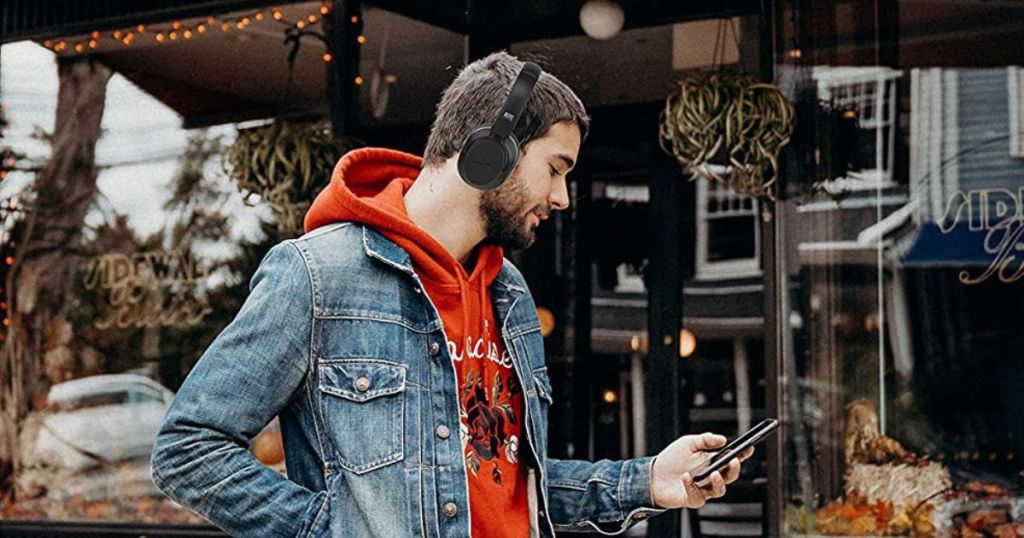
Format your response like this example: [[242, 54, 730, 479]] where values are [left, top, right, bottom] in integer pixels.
[[460, 369, 522, 486]]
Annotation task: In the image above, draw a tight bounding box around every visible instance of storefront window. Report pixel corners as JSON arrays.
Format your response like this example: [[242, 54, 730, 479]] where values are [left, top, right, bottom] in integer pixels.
[[775, 1, 1024, 536], [0, 40, 280, 527]]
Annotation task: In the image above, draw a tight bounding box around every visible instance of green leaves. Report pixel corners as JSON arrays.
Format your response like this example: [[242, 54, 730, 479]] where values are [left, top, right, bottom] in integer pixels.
[[658, 72, 795, 199], [224, 121, 362, 237]]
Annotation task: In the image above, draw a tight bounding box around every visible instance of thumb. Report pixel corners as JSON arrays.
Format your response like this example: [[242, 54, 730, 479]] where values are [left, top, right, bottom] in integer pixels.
[[689, 432, 727, 452]]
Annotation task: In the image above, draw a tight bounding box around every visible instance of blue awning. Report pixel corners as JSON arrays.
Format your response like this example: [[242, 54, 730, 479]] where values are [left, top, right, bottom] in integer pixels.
[[901, 221, 1002, 268]]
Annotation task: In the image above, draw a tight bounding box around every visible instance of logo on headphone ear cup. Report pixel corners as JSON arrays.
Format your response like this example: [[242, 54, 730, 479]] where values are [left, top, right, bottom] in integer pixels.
[[458, 127, 520, 191]]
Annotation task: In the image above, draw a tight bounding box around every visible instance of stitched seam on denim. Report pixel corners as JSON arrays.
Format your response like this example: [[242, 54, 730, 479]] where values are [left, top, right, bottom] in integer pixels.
[[287, 240, 322, 315], [315, 313, 439, 334], [282, 240, 330, 470], [617, 460, 627, 521], [507, 325, 541, 338], [547, 481, 587, 491], [304, 491, 330, 538]]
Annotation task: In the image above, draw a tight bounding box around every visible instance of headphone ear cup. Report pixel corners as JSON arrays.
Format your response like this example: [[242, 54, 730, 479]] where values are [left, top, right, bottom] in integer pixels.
[[498, 134, 521, 183], [458, 127, 513, 190]]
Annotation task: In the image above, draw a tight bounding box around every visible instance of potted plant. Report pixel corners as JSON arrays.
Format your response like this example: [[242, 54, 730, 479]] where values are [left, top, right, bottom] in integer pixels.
[[224, 120, 362, 236], [658, 71, 795, 199]]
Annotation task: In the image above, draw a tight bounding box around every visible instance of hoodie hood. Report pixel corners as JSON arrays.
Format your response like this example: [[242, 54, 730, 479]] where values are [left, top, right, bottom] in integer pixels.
[[303, 147, 505, 340]]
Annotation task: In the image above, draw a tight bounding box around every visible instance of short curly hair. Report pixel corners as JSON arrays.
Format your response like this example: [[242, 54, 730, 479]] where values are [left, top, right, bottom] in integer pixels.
[[422, 51, 590, 169]]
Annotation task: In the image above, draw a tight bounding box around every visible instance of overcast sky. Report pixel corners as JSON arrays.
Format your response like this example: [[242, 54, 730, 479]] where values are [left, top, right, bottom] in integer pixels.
[[1, 41, 272, 281]]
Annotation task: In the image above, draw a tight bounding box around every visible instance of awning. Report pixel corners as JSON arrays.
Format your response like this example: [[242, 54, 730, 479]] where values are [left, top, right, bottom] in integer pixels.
[[901, 221, 1001, 268]]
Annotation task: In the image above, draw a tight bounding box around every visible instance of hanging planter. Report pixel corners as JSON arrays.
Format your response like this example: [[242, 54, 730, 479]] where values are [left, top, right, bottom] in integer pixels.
[[658, 71, 795, 198], [224, 120, 362, 236]]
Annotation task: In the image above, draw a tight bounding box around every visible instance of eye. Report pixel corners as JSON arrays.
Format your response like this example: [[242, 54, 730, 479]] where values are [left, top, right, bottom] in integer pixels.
[[549, 165, 559, 177]]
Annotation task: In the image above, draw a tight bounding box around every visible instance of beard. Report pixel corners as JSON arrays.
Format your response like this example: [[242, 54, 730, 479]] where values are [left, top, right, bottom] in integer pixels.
[[479, 172, 541, 251]]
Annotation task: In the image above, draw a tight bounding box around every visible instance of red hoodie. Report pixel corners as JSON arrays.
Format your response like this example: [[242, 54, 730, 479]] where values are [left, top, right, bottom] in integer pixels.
[[304, 147, 530, 537]]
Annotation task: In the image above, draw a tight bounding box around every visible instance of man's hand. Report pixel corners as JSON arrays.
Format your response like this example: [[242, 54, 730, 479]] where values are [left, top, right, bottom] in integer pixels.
[[650, 433, 754, 509]]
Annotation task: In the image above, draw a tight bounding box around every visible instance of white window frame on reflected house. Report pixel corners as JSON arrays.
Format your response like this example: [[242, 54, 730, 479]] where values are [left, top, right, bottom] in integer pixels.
[[695, 177, 761, 280], [1007, 66, 1024, 159], [811, 66, 902, 196], [910, 67, 960, 223]]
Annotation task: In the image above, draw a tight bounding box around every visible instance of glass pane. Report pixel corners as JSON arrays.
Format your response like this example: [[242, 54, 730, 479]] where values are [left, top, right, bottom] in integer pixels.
[[775, 1, 1024, 536]]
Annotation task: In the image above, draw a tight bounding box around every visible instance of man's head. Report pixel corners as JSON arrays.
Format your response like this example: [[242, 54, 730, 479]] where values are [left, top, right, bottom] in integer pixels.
[[423, 51, 589, 250]]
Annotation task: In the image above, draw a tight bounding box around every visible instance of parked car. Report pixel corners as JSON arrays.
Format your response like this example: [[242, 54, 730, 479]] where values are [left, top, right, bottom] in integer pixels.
[[28, 373, 175, 472]]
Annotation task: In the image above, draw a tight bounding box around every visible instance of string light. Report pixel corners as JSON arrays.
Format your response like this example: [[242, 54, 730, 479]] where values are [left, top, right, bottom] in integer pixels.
[[350, 15, 359, 24], [43, 5, 329, 55], [322, 52, 332, 62], [354, 75, 364, 85], [356, 34, 366, 44]]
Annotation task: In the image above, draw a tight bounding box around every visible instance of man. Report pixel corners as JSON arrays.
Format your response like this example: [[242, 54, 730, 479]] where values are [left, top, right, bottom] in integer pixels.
[[151, 51, 752, 537]]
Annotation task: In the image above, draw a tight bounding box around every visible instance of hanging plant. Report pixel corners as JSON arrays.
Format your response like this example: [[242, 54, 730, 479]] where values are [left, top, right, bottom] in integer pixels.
[[658, 71, 795, 198], [224, 120, 362, 236]]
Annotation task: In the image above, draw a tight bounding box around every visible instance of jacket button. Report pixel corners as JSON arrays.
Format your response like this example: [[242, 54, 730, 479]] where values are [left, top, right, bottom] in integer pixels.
[[413, 286, 422, 294], [429, 342, 441, 355], [354, 376, 371, 392], [435, 424, 450, 439], [443, 502, 458, 518]]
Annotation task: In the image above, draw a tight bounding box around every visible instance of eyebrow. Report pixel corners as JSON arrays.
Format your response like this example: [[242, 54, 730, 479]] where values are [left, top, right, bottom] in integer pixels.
[[554, 153, 575, 171]]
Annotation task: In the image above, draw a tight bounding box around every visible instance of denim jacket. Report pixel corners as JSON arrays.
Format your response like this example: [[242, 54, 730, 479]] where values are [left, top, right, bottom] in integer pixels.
[[151, 222, 665, 537]]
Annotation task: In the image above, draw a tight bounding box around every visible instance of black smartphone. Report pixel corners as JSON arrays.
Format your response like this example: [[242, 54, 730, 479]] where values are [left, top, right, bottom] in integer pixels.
[[692, 418, 779, 486]]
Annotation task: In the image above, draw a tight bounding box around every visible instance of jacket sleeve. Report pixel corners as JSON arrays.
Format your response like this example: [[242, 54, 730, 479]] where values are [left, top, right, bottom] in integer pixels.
[[150, 241, 327, 538], [545, 456, 668, 535]]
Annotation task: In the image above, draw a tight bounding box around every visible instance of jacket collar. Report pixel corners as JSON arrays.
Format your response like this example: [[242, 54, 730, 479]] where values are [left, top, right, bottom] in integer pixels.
[[360, 224, 527, 296]]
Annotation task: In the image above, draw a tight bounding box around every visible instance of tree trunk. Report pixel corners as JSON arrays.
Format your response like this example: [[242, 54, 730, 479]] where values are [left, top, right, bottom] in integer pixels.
[[0, 57, 111, 499]]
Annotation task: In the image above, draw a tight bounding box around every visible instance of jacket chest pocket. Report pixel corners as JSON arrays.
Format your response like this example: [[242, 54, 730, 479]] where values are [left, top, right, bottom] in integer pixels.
[[318, 359, 406, 473]]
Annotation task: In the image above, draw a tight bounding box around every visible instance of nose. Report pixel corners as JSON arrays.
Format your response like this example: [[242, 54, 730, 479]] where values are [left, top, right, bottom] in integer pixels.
[[549, 176, 570, 211]]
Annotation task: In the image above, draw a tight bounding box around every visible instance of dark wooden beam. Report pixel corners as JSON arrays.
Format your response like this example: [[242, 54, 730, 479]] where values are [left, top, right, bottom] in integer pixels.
[[366, 0, 467, 34], [645, 140, 685, 537], [326, 0, 363, 137]]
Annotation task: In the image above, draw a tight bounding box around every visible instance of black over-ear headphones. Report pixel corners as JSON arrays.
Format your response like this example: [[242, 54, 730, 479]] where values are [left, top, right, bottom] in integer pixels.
[[457, 61, 542, 191]]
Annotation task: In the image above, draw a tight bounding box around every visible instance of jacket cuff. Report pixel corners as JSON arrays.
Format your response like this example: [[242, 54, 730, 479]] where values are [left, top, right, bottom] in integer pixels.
[[587, 457, 668, 536]]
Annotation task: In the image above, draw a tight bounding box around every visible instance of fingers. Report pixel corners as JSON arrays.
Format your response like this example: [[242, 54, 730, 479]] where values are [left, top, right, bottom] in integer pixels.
[[690, 432, 727, 451], [739, 446, 755, 462], [721, 458, 742, 484], [681, 473, 709, 507], [698, 471, 727, 498]]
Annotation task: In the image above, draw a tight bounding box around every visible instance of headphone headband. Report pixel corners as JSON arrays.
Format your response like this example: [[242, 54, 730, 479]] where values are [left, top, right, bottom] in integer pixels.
[[491, 62, 541, 139]]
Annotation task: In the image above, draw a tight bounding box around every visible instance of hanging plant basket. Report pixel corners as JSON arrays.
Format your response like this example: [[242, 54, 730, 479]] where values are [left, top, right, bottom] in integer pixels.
[[224, 120, 362, 236], [658, 71, 795, 198]]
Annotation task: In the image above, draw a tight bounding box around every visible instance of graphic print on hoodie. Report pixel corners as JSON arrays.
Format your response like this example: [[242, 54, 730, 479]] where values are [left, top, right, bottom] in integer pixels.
[[304, 147, 530, 537]]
